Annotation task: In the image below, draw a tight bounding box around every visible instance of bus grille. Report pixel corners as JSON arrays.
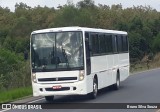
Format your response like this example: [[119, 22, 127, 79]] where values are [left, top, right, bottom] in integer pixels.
[[38, 77, 77, 82]]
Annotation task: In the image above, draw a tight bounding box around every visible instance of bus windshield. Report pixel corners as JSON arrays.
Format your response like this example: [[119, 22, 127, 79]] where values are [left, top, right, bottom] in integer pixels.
[[31, 31, 84, 72]]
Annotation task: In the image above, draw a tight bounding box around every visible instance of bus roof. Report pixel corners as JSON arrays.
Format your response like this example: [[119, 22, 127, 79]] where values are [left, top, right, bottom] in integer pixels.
[[31, 26, 127, 35]]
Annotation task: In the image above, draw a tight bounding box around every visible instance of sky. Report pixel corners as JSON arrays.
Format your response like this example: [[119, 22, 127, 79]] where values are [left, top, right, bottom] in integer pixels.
[[0, 0, 160, 12]]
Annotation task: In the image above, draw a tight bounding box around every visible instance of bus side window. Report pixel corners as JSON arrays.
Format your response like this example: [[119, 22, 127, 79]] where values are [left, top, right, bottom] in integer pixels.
[[91, 33, 99, 55], [122, 35, 128, 52], [99, 34, 106, 54], [117, 35, 123, 53], [105, 34, 113, 53], [112, 35, 118, 53]]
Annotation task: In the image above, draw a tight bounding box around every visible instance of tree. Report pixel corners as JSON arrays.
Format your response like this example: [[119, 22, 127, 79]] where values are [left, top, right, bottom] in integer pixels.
[[130, 16, 143, 31], [10, 16, 33, 38], [53, 5, 79, 27], [152, 33, 160, 52], [77, 0, 95, 9], [129, 32, 147, 61]]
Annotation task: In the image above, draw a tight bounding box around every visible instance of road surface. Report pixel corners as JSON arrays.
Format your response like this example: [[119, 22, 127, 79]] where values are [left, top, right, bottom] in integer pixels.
[[1, 68, 160, 112]]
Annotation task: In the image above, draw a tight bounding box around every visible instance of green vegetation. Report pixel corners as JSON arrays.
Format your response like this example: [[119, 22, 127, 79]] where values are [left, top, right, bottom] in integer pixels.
[[0, 0, 160, 102], [130, 53, 160, 73], [0, 86, 32, 103]]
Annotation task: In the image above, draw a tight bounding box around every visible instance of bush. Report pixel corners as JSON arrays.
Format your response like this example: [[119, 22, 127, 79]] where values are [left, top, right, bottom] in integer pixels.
[[0, 48, 31, 90], [152, 33, 160, 53]]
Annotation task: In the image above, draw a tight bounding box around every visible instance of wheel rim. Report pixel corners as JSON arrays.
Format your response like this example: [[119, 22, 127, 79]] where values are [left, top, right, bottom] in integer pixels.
[[93, 81, 97, 97], [117, 77, 120, 87]]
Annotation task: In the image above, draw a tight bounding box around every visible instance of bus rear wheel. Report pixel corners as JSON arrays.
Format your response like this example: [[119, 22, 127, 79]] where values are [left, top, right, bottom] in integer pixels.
[[45, 96, 54, 102], [113, 72, 120, 90]]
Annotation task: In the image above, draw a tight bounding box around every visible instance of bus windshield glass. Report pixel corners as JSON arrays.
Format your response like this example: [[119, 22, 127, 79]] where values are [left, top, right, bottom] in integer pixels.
[[31, 31, 84, 72]]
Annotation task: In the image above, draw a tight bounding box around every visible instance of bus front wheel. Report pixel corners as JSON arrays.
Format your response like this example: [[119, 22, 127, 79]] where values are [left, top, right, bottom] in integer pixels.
[[89, 78, 98, 99]]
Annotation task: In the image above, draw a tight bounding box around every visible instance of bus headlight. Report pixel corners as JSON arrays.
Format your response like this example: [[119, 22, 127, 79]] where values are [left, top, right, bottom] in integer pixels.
[[79, 70, 85, 81], [32, 73, 37, 83]]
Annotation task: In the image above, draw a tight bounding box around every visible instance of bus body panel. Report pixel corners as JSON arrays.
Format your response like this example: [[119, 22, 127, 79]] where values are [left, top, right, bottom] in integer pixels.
[[119, 53, 130, 81]]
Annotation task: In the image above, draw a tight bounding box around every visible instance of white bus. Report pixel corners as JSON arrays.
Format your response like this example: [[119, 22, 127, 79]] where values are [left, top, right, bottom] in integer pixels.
[[30, 27, 129, 101]]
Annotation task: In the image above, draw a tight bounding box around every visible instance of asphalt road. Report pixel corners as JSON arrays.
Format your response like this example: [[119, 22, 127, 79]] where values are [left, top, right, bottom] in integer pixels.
[[1, 68, 160, 112]]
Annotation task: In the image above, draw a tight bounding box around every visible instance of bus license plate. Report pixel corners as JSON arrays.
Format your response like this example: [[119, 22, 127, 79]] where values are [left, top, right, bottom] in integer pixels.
[[52, 85, 62, 89]]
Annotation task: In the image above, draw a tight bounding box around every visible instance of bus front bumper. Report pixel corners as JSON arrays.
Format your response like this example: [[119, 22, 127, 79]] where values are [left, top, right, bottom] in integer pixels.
[[32, 81, 87, 97]]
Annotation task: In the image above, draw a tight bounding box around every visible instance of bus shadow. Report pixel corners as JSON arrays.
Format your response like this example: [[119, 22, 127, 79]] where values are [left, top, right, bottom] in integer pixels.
[[97, 85, 125, 98], [44, 95, 89, 103]]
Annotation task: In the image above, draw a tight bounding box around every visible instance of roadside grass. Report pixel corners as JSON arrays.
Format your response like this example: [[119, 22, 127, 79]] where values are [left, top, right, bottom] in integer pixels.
[[130, 60, 160, 74], [130, 53, 160, 74], [0, 86, 32, 103], [130, 62, 149, 74]]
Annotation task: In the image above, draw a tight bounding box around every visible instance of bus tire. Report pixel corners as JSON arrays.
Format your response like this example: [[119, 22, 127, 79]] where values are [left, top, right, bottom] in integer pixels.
[[89, 77, 98, 99], [45, 96, 54, 102], [113, 72, 120, 90]]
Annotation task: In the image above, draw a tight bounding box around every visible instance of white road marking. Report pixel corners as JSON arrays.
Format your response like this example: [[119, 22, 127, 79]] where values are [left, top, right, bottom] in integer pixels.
[[0, 109, 11, 112], [27, 97, 45, 103], [156, 109, 160, 112]]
